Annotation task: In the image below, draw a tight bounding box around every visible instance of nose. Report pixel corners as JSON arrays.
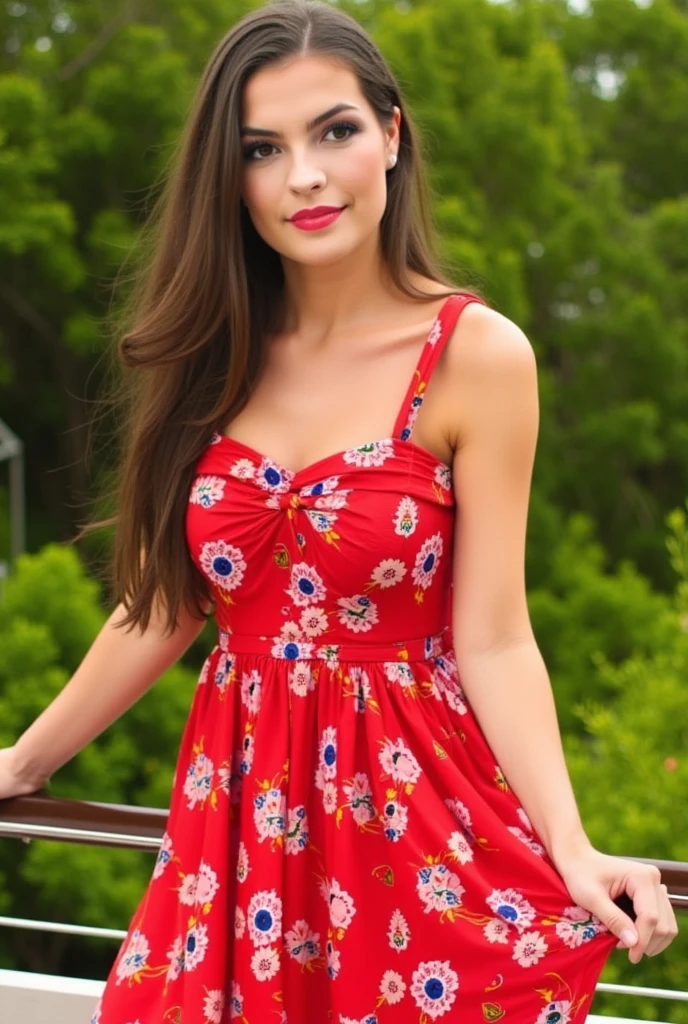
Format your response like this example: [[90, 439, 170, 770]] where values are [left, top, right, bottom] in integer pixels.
[[286, 147, 327, 193]]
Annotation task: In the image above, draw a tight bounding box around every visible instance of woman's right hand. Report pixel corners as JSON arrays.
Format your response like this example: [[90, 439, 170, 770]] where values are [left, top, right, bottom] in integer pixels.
[[0, 746, 50, 800]]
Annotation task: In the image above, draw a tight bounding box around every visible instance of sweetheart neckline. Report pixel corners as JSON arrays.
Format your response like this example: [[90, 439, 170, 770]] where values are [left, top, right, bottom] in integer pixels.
[[211, 432, 453, 482]]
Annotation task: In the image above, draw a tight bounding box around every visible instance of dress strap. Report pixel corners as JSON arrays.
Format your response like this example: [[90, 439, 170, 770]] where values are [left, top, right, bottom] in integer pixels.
[[392, 291, 487, 441]]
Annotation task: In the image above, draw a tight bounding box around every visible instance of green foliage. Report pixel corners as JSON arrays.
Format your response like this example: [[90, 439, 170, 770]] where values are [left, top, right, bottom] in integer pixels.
[[566, 503, 688, 1020], [0, 544, 205, 973]]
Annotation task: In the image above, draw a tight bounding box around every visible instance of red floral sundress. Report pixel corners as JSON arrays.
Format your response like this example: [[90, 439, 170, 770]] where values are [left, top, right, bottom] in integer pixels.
[[92, 292, 616, 1024]]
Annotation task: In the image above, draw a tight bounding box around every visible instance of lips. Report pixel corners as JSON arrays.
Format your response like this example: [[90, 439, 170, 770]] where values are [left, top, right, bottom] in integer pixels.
[[290, 206, 344, 222]]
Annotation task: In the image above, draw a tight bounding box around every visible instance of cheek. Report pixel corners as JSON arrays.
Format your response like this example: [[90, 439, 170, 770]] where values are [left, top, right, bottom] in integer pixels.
[[241, 172, 276, 212], [344, 148, 385, 195]]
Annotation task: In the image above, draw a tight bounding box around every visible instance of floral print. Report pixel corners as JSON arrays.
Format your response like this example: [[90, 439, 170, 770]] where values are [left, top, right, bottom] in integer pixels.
[[93, 294, 615, 1024]]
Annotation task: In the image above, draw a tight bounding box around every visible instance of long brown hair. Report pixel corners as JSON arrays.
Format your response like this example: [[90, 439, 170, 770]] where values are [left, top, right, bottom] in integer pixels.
[[77, 0, 481, 637]]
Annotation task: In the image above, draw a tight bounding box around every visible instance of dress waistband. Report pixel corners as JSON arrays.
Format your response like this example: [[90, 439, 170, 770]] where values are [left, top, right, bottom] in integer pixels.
[[216, 627, 452, 663]]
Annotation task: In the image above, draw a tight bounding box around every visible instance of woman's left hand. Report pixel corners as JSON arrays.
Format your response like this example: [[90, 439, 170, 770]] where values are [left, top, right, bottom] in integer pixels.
[[555, 846, 679, 964]]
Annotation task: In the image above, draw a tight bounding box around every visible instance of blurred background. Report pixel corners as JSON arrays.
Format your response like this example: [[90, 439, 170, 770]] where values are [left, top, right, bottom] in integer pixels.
[[0, 0, 686, 1018]]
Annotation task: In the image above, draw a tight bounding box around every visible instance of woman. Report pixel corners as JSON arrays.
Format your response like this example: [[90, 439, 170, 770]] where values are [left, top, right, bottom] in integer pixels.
[[1, 1, 677, 1021]]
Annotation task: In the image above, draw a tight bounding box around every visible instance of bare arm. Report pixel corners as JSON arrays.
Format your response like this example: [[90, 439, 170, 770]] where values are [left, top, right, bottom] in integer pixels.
[[443, 305, 677, 962], [446, 305, 587, 858], [9, 594, 210, 790]]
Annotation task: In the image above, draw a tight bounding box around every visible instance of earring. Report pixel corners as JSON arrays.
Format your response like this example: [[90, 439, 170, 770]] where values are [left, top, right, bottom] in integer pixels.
[[387, 153, 397, 169]]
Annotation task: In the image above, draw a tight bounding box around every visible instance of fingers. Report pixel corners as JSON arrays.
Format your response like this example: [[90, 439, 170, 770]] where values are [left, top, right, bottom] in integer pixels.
[[645, 883, 679, 959], [625, 869, 679, 963]]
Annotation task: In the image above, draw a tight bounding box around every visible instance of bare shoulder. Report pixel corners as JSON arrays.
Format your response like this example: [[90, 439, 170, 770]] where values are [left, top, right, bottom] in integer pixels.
[[447, 301, 535, 373], [440, 301, 538, 447]]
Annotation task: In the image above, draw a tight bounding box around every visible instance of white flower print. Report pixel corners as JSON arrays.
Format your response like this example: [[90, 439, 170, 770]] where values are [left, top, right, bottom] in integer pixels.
[[115, 929, 150, 982], [513, 930, 548, 967], [237, 842, 250, 883], [229, 980, 244, 1019], [299, 475, 342, 498], [166, 934, 185, 982], [247, 888, 283, 947], [428, 317, 442, 346], [284, 919, 320, 965], [342, 772, 376, 827], [280, 620, 302, 642], [288, 660, 316, 697], [253, 786, 286, 843], [153, 831, 173, 880], [440, 685, 467, 715], [348, 665, 373, 712], [203, 989, 224, 1024], [401, 398, 422, 440], [486, 888, 537, 934], [195, 861, 219, 906], [483, 917, 510, 944], [517, 806, 533, 831], [536, 1002, 572, 1024], [322, 781, 338, 814], [184, 751, 214, 809], [317, 644, 340, 668], [411, 533, 443, 594], [410, 959, 459, 1019], [445, 798, 472, 831], [379, 737, 422, 787], [380, 969, 407, 1005], [271, 636, 314, 660], [445, 798, 477, 846], [214, 652, 234, 698], [388, 908, 411, 952], [431, 655, 468, 714], [287, 562, 326, 607], [285, 804, 310, 854], [306, 508, 339, 536], [299, 606, 328, 636], [251, 945, 280, 981], [336, 594, 379, 633], [190, 475, 225, 508], [178, 872, 198, 906], [340, 1018, 378, 1024], [447, 830, 474, 865], [393, 495, 419, 537], [370, 558, 407, 589], [255, 457, 294, 494], [508, 826, 546, 857], [343, 438, 395, 467], [434, 463, 452, 491], [318, 726, 338, 781], [199, 540, 246, 592], [238, 730, 254, 777], [229, 457, 255, 480], [235, 906, 246, 939], [381, 795, 409, 842], [384, 662, 417, 690], [320, 876, 356, 933], [183, 920, 209, 971], [241, 669, 262, 716], [416, 863, 465, 916], [555, 905, 605, 948], [327, 938, 341, 980], [314, 490, 350, 510]]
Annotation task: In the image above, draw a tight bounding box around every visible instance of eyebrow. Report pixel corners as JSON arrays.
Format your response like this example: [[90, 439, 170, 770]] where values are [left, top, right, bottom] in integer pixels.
[[240, 103, 361, 138]]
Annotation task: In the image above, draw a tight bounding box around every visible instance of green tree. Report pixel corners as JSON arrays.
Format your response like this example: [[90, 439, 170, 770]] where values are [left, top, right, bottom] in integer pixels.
[[0, 543, 212, 977], [566, 502, 688, 1020]]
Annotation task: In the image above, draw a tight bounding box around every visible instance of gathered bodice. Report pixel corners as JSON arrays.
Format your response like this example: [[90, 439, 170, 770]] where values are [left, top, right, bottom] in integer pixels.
[[185, 292, 485, 659]]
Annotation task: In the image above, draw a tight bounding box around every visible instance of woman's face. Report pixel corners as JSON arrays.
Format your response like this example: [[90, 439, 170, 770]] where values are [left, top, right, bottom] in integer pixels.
[[239, 55, 400, 265]]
